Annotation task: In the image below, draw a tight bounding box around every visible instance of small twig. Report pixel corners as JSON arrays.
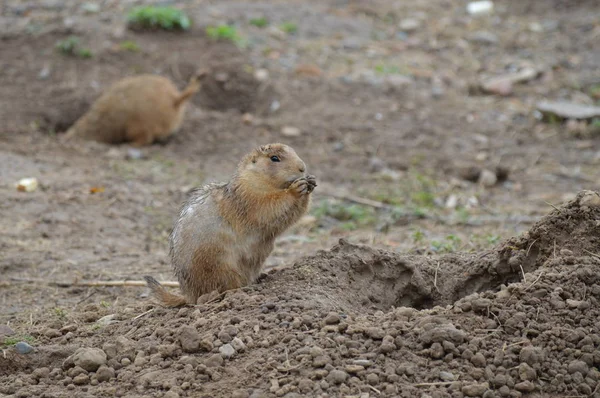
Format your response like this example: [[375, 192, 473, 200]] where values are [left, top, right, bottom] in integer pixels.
[[319, 191, 390, 209], [414, 382, 454, 387], [524, 272, 543, 291], [544, 201, 560, 211], [584, 249, 600, 260], [368, 385, 381, 394], [133, 309, 154, 321], [433, 261, 441, 293], [9, 277, 179, 288], [518, 263, 527, 284], [76, 291, 97, 305]]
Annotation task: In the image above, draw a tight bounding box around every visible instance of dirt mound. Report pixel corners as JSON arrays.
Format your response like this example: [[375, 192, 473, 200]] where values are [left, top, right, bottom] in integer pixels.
[[2, 191, 600, 397], [194, 65, 276, 114]]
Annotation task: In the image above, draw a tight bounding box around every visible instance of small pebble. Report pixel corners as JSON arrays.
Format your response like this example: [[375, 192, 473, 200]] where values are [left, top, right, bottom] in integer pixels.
[[219, 344, 236, 359], [15, 342, 34, 354]]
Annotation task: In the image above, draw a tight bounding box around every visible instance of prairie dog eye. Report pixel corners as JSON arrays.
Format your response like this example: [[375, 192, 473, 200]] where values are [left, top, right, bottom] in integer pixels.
[[270, 156, 280, 162]]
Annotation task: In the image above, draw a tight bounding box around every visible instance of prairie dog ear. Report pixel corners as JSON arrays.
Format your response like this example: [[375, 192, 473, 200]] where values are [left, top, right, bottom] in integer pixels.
[[258, 145, 270, 154]]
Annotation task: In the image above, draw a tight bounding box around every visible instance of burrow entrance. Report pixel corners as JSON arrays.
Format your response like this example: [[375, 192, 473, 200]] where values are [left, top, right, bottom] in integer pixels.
[[275, 191, 600, 313]]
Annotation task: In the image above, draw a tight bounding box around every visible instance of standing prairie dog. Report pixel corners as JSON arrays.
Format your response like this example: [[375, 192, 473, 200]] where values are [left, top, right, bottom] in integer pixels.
[[63, 72, 206, 146], [144, 143, 317, 307]]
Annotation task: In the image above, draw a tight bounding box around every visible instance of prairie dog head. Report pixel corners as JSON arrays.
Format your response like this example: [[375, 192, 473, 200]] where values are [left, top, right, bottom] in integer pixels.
[[238, 143, 307, 190]]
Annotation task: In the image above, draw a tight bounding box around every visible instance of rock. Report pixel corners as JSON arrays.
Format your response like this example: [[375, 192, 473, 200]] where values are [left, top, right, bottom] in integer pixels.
[[467, 1, 494, 15], [114, 336, 136, 359], [398, 18, 421, 32], [281, 126, 301, 137], [352, 359, 373, 367], [73, 374, 89, 385], [519, 363, 536, 381], [32, 367, 50, 380], [324, 313, 341, 325], [368, 157, 387, 173], [200, 338, 213, 352], [219, 344, 236, 359], [536, 101, 600, 120], [326, 369, 348, 385], [298, 378, 314, 393], [206, 353, 224, 367], [481, 67, 538, 96], [95, 366, 114, 382], [430, 342, 445, 359], [478, 169, 497, 187], [471, 353, 487, 367], [126, 148, 144, 160], [81, 2, 100, 13], [440, 371, 455, 381], [14, 342, 34, 354], [164, 391, 180, 398], [345, 365, 364, 374], [95, 314, 118, 327], [366, 373, 379, 385], [462, 382, 489, 396], [231, 337, 246, 352], [38, 66, 51, 80], [468, 31, 498, 45], [471, 298, 492, 313], [179, 326, 201, 353], [0, 325, 15, 339], [519, 346, 544, 365], [420, 324, 467, 345], [313, 355, 331, 367], [380, 339, 396, 354], [254, 69, 269, 82], [568, 360, 589, 375], [72, 348, 107, 372], [365, 327, 386, 340], [101, 342, 117, 360], [15, 177, 39, 192], [515, 381, 535, 392], [579, 191, 600, 208], [218, 331, 232, 343]]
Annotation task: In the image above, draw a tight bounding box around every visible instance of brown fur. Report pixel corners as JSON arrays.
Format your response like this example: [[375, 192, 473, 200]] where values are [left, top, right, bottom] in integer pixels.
[[144, 143, 316, 307], [63, 71, 206, 146]]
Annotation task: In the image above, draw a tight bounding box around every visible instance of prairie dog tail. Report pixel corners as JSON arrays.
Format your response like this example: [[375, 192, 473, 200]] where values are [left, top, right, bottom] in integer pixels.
[[143, 276, 188, 307], [173, 70, 208, 108]]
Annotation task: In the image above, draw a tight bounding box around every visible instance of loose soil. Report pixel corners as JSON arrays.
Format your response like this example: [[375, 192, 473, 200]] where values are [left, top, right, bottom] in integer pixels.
[[1, 1, 600, 397]]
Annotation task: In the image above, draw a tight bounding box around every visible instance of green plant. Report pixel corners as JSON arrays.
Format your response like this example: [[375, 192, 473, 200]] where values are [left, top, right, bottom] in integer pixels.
[[127, 6, 191, 30], [206, 24, 241, 43], [2, 335, 35, 348], [250, 17, 268, 28], [77, 48, 93, 58], [56, 36, 93, 58], [431, 234, 462, 253], [375, 64, 401, 75], [56, 36, 79, 54], [412, 229, 425, 243], [280, 22, 298, 34], [313, 201, 376, 230], [54, 307, 68, 319], [120, 40, 140, 52]]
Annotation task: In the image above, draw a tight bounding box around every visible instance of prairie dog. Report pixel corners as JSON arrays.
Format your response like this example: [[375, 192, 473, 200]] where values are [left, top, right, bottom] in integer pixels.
[[145, 143, 317, 306], [63, 72, 206, 146]]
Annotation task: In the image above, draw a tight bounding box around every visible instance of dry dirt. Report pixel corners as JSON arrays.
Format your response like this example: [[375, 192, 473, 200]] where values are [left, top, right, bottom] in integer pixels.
[[1, 0, 600, 397]]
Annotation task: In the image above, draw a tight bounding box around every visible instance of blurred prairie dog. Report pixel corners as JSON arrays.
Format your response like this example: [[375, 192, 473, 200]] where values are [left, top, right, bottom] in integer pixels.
[[64, 71, 206, 146], [145, 143, 317, 306]]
